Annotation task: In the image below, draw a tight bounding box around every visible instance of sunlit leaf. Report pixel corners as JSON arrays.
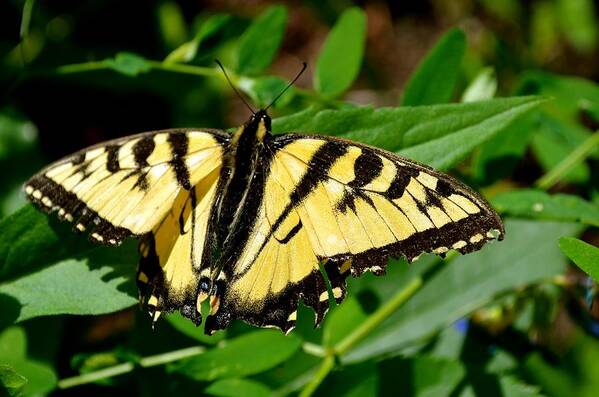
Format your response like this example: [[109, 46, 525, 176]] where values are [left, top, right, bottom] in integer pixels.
[[236, 5, 287, 75], [175, 330, 301, 381], [402, 28, 466, 106], [559, 237, 599, 282], [493, 189, 599, 226], [274, 96, 544, 171], [0, 365, 27, 397], [314, 7, 366, 97]]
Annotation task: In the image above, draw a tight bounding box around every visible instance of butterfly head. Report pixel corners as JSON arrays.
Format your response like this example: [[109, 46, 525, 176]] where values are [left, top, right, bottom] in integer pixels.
[[248, 109, 272, 141]]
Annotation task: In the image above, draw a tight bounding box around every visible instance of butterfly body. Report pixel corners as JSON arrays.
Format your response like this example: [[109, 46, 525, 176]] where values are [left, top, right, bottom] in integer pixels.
[[25, 109, 504, 334]]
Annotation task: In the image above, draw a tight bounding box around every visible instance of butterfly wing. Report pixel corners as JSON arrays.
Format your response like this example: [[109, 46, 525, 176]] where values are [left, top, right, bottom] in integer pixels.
[[205, 134, 503, 333], [25, 129, 228, 246], [137, 166, 221, 324]]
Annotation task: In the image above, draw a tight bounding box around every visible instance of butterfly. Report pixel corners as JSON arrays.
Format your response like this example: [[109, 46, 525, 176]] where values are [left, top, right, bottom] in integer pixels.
[[25, 66, 504, 335]]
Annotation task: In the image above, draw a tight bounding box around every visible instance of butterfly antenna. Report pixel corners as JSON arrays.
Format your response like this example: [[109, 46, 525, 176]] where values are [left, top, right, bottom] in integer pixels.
[[264, 62, 307, 111], [215, 59, 255, 114]]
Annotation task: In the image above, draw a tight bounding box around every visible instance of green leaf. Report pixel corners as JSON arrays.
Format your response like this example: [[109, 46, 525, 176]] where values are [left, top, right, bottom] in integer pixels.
[[104, 52, 151, 77], [493, 189, 599, 226], [314, 7, 366, 97], [342, 220, 581, 363], [317, 362, 379, 397], [380, 355, 465, 397], [273, 96, 544, 171], [401, 28, 466, 106], [559, 237, 599, 282], [0, 327, 56, 396], [0, 365, 27, 397], [323, 296, 367, 347], [458, 375, 545, 397], [236, 5, 287, 75], [164, 14, 232, 64], [0, 206, 137, 323], [556, 0, 598, 53], [472, 112, 536, 184], [157, 1, 187, 50], [461, 67, 497, 103], [175, 330, 301, 381], [204, 378, 271, 397]]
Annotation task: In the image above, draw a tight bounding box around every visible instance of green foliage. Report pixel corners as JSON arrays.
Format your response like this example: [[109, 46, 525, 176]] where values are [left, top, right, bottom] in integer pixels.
[[401, 28, 466, 106], [1, 3, 598, 397], [559, 237, 599, 282], [174, 331, 301, 381], [274, 97, 543, 170], [236, 5, 287, 75], [314, 7, 366, 97], [493, 189, 599, 226]]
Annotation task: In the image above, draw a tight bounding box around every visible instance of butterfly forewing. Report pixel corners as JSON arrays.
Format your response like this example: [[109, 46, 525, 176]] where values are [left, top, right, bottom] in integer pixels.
[[25, 129, 227, 246]]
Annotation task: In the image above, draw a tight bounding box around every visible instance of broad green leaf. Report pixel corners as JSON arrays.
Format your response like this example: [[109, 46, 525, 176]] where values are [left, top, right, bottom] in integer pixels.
[[559, 237, 599, 282], [493, 189, 599, 226], [104, 52, 151, 77], [556, 0, 598, 53], [273, 96, 544, 171], [204, 378, 271, 397], [461, 67, 497, 103], [323, 296, 366, 347], [175, 330, 301, 381], [0, 206, 137, 322], [0, 327, 56, 396], [166, 312, 224, 345], [314, 7, 366, 97], [164, 14, 232, 63], [472, 112, 536, 184], [343, 220, 581, 363], [0, 365, 27, 397], [236, 5, 287, 75], [401, 28, 466, 106]]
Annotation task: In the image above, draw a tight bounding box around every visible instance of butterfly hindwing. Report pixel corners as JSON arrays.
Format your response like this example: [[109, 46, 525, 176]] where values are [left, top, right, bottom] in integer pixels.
[[25, 129, 227, 246], [205, 134, 504, 333], [137, 166, 221, 324]]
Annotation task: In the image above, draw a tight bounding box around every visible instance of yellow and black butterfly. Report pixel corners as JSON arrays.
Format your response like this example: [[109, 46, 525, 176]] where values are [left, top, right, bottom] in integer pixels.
[[25, 66, 504, 335]]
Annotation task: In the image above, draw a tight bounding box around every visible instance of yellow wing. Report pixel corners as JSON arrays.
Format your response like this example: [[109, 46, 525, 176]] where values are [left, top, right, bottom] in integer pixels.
[[205, 135, 504, 334], [25, 129, 227, 246], [137, 166, 221, 325]]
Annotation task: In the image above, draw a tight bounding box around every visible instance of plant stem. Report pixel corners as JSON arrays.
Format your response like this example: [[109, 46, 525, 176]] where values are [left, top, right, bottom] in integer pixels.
[[298, 276, 425, 397], [298, 355, 335, 397], [57, 346, 205, 389], [334, 276, 423, 355], [535, 130, 599, 190]]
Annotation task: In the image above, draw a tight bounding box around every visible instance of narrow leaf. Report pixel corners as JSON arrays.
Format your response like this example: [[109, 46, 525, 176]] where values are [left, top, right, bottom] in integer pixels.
[[559, 237, 599, 282], [314, 7, 366, 97], [493, 189, 599, 226], [273, 96, 544, 171], [401, 28, 466, 106], [175, 330, 301, 381], [236, 5, 287, 75]]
